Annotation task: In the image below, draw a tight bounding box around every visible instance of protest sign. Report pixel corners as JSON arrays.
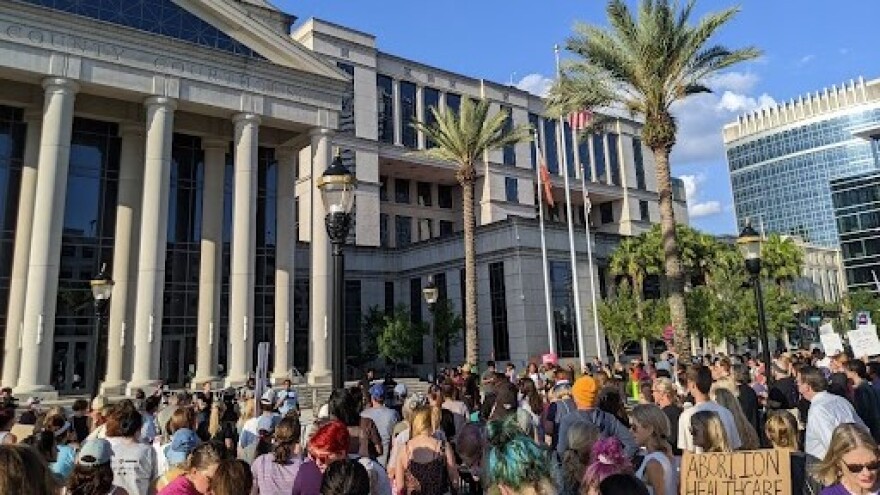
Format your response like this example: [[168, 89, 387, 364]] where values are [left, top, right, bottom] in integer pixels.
[[541, 353, 558, 365], [849, 325, 880, 358], [819, 332, 844, 356], [680, 449, 790, 495]]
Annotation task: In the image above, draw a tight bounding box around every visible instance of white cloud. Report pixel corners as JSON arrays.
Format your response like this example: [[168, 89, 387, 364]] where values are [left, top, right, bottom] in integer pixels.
[[689, 201, 722, 218], [515, 73, 554, 97], [707, 72, 759, 93], [677, 173, 723, 218], [799, 54, 815, 65]]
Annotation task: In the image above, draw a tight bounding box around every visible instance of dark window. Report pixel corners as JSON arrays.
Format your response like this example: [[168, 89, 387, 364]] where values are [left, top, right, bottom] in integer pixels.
[[501, 106, 516, 166], [294, 278, 310, 372], [542, 119, 558, 174], [344, 280, 362, 362], [0, 106, 25, 359], [608, 133, 621, 186], [600, 202, 614, 224], [377, 75, 394, 144], [671, 178, 686, 202], [446, 93, 461, 116], [439, 221, 454, 237], [489, 262, 510, 361], [395, 178, 410, 204], [579, 133, 592, 182], [423, 88, 440, 148], [564, 122, 576, 178], [385, 282, 395, 315], [433, 272, 450, 362], [550, 261, 578, 358], [337, 63, 355, 135], [593, 134, 606, 183], [417, 182, 432, 206], [21, 0, 263, 58], [438, 185, 453, 209], [395, 216, 412, 247], [529, 113, 541, 170], [632, 137, 647, 190], [410, 278, 423, 363], [379, 213, 389, 248], [639, 200, 650, 221], [400, 81, 417, 148], [598, 265, 608, 299], [379, 175, 388, 201], [505, 177, 519, 203]]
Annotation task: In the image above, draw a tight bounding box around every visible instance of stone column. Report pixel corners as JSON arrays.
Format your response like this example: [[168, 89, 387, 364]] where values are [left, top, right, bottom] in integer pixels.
[[128, 96, 176, 393], [101, 124, 144, 395], [225, 113, 260, 388], [193, 139, 226, 387], [15, 78, 78, 395], [308, 128, 333, 384], [272, 146, 298, 383], [2, 110, 41, 388]]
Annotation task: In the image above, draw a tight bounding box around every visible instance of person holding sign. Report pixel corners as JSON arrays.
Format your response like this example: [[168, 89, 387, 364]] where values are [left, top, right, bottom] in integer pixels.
[[814, 423, 880, 495], [690, 411, 733, 453], [631, 404, 677, 495], [844, 361, 880, 443]]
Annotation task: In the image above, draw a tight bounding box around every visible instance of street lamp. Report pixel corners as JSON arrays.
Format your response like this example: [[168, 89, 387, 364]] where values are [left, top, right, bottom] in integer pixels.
[[422, 276, 439, 383], [737, 223, 773, 385], [90, 263, 114, 398], [317, 149, 356, 391]]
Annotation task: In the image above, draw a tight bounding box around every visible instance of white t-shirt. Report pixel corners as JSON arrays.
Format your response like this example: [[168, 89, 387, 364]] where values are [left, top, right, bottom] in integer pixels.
[[636, 451, 678, 495], [677, 400, 742, 453], [107, 437, 157, 495]]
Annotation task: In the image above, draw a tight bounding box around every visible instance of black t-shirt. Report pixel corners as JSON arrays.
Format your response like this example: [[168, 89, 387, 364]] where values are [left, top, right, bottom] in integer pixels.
[[661, 404, 683, 456], [828, 372, 849, 398], [737, 383, 761, 434], [211, 421, 238, 447], [71, 415, 90, 443], [767, 376, 799, 410]]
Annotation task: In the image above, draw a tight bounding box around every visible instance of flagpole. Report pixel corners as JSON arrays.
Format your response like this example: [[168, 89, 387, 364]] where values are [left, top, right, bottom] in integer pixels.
[[575, 124, 605, 364], [555, 45, 587, 373], [534, 131, 556, 356]]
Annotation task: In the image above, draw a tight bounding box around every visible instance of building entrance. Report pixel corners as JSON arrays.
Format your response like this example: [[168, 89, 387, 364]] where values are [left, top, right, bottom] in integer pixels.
[[52, 338, 94, 394], [160, 336, 195, 388]]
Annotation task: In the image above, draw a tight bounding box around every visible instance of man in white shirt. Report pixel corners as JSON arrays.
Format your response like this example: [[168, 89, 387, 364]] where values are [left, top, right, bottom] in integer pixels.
[[800, 365, 865, 460], [678, 365, 742, 453]]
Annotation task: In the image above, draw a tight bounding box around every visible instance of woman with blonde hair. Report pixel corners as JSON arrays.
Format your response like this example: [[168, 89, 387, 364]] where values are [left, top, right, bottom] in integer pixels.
[[814, 423, 880, 495], [711, 386, 760, 450], [393, 406, 459, 495], [690, 410, 731, 453], [207, 402, 236, 451], [765, 410, 814, 495], [631, 404, 677, 495]]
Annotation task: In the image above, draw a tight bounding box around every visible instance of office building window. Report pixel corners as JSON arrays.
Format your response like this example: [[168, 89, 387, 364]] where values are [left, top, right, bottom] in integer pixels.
[[423, 87, 440, 148], [410, 278, 424, 363], [379, 214, 389, 248], [639, 200, 650, 221], [600, 202, 614, 224], [337, 62, 355, 135], [550, 261, 578, 357], [529, 113, 541, 170], [593, 134, 606, 183], [400, 81, 417, 148], [446, 93, 461, 115], [598, 265, 608, 299], [344, 280, 362, 360], [418, 218, 433, 241], [501, 105, 516, 166], [632, 137, 647, 190], [608, 133, 621, 186], [433, 272, 450, 362], [417, 182, 432, 206], [385, 281, 395, 315], [579, 136, 592, 182], [395, 216, 412, 247], [395, 178, 410, 204], [438, 185, 453, 208], [489, 262, 510, 361], [542, 119, 558, 174], [0, 107, 25, 351], [377, 74, 394, 144], [379, 176, 388, 202], [505, 177, 519, 203], [564, 122, 576, 178], [439, 221, 454, 237]]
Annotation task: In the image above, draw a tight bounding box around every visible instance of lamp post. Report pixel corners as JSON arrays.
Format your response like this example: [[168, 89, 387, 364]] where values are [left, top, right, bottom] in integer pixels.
[[422, 276, 439, 383], [317, 149, 356, 391], [90, 264, 114, 398], [738, 224, 773, 385]]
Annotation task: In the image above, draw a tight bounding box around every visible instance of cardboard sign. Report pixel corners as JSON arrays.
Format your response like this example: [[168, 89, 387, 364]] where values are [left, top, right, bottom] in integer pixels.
[[820, 332, 844, 356], [680, 449, 791, 495], [849, 325, 880, 358]]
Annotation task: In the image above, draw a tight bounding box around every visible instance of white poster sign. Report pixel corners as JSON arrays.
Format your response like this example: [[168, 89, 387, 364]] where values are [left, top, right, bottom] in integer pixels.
[[848, 325, 880, 358], [819, 332, 844, 356]]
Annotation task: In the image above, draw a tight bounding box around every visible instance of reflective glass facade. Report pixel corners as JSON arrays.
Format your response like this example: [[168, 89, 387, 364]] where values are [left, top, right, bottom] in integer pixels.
[[337, 63, 355, 135], [0, 107, 26, 367], [399, 81, 417, 148], [550, 260, 578, 358], [832, 170, 880, 294], [20, 0, 263, 58], [727, 108, 880, 247], [376, 75, 394, 144], [423, 88, 440, 149]]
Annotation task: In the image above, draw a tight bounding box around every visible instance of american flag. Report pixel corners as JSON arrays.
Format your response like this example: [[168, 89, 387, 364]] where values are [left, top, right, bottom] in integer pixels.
[[539, 159, 555, 208], [568, 110, 593, 131]]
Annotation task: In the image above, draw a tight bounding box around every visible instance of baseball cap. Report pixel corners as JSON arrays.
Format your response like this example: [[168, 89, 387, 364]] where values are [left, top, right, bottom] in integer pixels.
[[167, 428, 199, 466], [77, 439, 113, 467], [369, 383, 385, 400]]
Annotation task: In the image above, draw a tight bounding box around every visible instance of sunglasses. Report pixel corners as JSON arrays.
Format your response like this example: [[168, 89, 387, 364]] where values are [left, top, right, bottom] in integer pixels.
[[309, 450, 333, 465], [845, 461, 880, 474]]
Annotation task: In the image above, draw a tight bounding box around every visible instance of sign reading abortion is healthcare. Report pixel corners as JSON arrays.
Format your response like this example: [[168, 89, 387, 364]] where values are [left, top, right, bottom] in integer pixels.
[[680, 449, 791, 495]]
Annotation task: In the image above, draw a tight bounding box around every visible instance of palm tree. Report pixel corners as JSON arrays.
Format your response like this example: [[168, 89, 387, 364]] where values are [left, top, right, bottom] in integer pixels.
[[412, 98, 532, 365], [548, 0, 760, 359]]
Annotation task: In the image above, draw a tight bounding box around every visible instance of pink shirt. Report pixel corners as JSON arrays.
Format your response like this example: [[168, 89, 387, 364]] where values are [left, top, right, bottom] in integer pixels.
[[158, 476, 200, 495]]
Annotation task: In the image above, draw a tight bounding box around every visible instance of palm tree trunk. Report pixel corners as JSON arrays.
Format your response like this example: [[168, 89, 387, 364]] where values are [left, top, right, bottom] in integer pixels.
[[652, 147, 690, 360], [462, 176, 479, 365], [632, 271, 649, 362]]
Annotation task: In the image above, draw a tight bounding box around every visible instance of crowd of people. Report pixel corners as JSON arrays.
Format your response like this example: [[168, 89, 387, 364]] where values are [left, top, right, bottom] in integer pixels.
[[2, 348, 880, 494]]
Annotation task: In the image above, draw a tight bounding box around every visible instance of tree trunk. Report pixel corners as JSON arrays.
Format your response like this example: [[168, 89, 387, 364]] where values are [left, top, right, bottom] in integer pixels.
[[652, 147, 690, 360], [462, 176, 479, 366], [634, 272, 649, 362]]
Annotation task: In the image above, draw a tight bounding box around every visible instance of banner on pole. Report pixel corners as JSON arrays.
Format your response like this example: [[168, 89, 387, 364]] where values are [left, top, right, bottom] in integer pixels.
[[680, 449, 791, 495]]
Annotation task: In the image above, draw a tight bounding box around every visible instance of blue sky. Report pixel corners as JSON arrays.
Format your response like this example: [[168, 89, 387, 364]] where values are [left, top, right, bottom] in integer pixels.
[[279, 0, 879, 235]]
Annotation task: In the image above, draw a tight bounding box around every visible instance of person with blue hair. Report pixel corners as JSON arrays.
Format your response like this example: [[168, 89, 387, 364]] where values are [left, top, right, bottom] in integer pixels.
[[485, 415, 559, 495]]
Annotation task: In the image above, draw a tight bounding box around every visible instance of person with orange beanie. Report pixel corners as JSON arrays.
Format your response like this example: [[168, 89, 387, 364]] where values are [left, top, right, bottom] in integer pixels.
[[556, 376, 639, 459]]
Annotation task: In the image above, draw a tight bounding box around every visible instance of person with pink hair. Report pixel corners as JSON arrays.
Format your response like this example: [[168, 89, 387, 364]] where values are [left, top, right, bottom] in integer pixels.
[[582, 437, 633, 495]]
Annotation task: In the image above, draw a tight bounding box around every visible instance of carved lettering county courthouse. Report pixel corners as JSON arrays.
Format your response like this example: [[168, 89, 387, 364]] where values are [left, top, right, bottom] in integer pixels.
[[0, 0, 686, 396]]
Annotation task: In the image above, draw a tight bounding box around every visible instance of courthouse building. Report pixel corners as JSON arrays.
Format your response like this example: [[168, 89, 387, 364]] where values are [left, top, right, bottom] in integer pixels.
[[0, 0, 685, 396]]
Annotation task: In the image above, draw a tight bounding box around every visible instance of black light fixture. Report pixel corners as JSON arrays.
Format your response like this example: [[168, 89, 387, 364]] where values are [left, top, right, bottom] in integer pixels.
[[422, 276, 439, 382], [317, 149, 356, 391], [737, 222, 773, 385], [89, 263, 114, 398]]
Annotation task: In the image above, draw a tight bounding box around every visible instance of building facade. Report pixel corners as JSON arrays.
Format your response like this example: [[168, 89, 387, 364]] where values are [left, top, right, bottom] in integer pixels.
[[0, 0, 686, 395], [724, 77, 880, 248], [832, 170, 880, 295]]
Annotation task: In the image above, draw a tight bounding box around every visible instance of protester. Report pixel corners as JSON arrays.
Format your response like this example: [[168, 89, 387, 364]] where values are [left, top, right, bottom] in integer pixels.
[[485, 415, 557, 495], [677, 365, 742, 453], [250, 416, 302, 495], [597, 473, 650, 495], [556, 376, 638, 458], [651, 378, 682, 455], [292, 421, 350, 495], [427, 385, 456, 441], [0, 400, 16, 445], [319, 459, 371, 495], [440, 383, 469, 440], [814, 423, 880, 495], [157, 393, 190, 439], [518, 377, 544, 444], [65, 439, 129, 495], [157, 442, 224, 495], [582, 437, 632, 494], [631, 404, 677, 495], [210, 459, 253, 495], [44, 413, 77, 481], [207, 402, 237, 451], [156, 408, 197, 477], [457, 422, 486, 492], [844, 360, 880, 442], [155, 428, 200, 491], [689, 410, 732, 453], [70, 399, 91, 444], [392, 405, 459, 494], [710, 386, 761, 450], [765, 410, 812, 495], [732, 364, 760, 433], [560, 422, 600, 495], [275, 379, 300, 417], [544, 379, 575, 449], [105, 400, 157, 495], [327, 388, 382, 459], [0, 444, 59, 495], [799, 365, 865, 460]]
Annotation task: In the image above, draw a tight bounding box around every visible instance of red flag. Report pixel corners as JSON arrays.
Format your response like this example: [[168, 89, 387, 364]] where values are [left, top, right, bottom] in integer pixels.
[[568, 110, 593, 131], [539, 160, 554, 207]]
